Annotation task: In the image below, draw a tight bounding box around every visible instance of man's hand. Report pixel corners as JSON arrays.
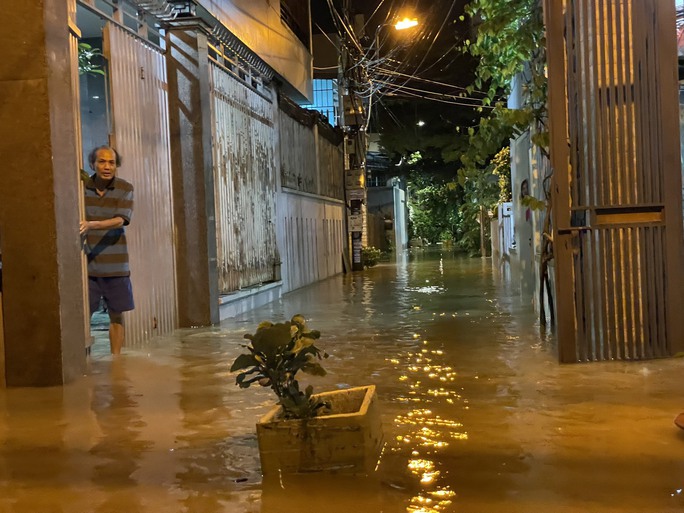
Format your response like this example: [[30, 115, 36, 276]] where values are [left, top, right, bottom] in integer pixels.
[[79, 220, 90, 236]]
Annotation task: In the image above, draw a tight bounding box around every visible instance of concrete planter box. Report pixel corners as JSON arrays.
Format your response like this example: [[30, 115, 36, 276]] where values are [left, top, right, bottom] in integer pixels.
[[256, 385, 383, 476]]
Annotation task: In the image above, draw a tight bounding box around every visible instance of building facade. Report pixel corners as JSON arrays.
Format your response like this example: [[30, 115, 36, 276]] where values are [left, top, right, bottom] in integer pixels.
[[0, 0, 346, 386]]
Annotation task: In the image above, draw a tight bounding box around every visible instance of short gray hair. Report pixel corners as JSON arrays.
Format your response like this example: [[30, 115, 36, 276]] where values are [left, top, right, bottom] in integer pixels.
[[88, 145, 122, 168]]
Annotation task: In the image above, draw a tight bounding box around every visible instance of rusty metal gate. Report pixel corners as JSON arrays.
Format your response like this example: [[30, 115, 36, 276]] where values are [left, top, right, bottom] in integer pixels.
[[104, 23, 177, 346], [545, 0, 684, 362], [209, 46, 279, 293]]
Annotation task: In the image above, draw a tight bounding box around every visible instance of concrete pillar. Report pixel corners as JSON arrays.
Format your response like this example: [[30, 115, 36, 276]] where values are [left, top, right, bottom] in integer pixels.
[[0, 0, 87, 386], [166, 28, 220, 327]]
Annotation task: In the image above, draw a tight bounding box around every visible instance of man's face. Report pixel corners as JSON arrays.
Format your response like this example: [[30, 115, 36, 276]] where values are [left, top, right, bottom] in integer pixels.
[[94, 148, 117, 182]]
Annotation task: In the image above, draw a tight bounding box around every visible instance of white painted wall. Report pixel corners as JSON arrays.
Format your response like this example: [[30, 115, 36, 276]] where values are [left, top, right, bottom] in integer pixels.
[[393, 186, 408, 251], [511, 132, 535, 297], [276, 191, 345, 293]]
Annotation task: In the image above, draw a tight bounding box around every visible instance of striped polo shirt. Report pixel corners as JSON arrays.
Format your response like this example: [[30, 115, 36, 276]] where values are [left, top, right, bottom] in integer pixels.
[[84, 175, 134, 277]]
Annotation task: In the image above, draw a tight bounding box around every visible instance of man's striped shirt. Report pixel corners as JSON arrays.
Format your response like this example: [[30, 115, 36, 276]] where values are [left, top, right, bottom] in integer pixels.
[[84, 175, 134, 277]]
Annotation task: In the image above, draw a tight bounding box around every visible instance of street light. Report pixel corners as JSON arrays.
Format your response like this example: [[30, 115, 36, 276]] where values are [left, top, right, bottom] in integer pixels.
[[373, 16, 420, 58], [394, 17, 419, 30], [369, 16, 420, 129]]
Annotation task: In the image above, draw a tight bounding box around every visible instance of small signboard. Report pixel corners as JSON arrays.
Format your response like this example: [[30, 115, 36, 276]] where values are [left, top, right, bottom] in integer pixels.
[[348, 214, 363, 231], [345, 168, 365, 188], [347, 188, 365, 200]]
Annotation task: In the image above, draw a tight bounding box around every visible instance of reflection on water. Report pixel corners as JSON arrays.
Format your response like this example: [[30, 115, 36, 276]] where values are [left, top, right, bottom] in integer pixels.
[[90, 359, 148, 512], [1, 249, 684, 512]]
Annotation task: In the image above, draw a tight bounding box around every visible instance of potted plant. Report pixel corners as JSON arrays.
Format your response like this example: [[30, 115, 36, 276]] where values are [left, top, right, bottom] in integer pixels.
[[230, 314, 383, 476]]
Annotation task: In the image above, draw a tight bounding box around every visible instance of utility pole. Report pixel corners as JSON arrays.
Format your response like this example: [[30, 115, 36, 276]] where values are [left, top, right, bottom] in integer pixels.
[[339, 1, 367, 271]]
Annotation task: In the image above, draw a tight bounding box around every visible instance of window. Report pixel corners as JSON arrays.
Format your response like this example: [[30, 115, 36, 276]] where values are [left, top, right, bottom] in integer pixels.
[[310, 79, 339, 126]]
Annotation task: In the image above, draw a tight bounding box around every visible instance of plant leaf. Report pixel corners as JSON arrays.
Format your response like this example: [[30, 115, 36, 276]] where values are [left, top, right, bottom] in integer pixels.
[[250, 322, 292, 356], [301, 362, 327, 376], [230, 353, 259, 372]]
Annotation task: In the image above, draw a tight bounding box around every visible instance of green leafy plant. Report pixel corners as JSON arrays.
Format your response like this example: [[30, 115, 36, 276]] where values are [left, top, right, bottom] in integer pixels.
[[362, 246, 382, 268], [521, 194, 546, 211], [78, 42, 105, 76], [407, 171, 463, 245], [450, 0, 549, 256], [491, 146, 512, 203], [230, 314, 329, 419], [459, 0, 548, 186]]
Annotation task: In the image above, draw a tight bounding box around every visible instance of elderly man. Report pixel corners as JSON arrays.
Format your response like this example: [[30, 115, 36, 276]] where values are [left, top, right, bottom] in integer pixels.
[[79, 145, 134, 355]]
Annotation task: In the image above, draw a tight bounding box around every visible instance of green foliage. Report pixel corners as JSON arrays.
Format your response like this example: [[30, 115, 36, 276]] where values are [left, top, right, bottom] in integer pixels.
[[464, 0, 545, 102], [451, 0, 549, 255], [456, 201, 485, 256], [362, 246, 382, 268], [521, 194, 546, 211], [460, 0, 548, 171], [78, 42, 105, 76], [408, 172, 462, 244], [456, 165, 498, 255], [230, 314, 329, 419], [491, 146, 512, 203], [458, 105, 534, 171]]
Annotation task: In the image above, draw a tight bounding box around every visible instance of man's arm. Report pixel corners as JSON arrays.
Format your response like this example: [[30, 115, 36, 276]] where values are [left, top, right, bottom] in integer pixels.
[[79, 217, 125, 236]]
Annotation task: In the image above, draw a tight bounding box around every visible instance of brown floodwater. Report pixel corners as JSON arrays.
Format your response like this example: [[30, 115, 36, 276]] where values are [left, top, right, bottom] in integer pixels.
[[1, 249, 684, 513]]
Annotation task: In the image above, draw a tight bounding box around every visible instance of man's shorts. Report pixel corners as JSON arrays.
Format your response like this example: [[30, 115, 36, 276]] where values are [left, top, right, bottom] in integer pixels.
[[88, 276, 135, 314]]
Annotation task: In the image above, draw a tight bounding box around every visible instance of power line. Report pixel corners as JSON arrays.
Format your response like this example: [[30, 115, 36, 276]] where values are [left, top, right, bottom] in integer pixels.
[[385, 88, 494, 109], [374, 79, 486, 105], [376, 68, 488, 98]]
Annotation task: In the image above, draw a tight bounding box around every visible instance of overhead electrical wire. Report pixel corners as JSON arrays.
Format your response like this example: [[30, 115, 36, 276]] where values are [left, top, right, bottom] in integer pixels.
[[376, 67, 489, 98], [323, 0, 492, 129], [399, 0, 459, 81], [374, 79, 487, 105], [378, 98, 405, 128], [385, 89, 494, 109], [370, 4, 480, 104], [314, 23, 341, 50]]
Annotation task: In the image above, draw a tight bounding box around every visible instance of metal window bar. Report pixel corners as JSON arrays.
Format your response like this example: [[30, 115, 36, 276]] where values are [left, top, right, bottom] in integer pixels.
[[207, 40, 273, 102], [311, 79, 339, 125]]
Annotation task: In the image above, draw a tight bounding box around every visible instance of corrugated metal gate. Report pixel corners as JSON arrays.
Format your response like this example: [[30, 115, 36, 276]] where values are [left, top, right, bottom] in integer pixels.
[[209, 56, 279, 293], [545, 0, 684, 362], [104, 23, 177, 346], [276, 101, 345, 292], [280, 113, 317, 192], [280, 204, 344, 292]]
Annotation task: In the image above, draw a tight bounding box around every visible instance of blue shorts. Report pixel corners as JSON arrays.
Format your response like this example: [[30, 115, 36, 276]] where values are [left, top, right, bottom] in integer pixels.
[[89, 276, 135, 314]]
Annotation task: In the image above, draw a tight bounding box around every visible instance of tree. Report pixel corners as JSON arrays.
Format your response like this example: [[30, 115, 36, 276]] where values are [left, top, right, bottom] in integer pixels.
[[460, 0, 547, 166], [407, 162, 463, 245]]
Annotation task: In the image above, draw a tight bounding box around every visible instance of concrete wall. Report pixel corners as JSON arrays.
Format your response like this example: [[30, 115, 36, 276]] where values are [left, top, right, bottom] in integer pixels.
[[507, 71, 544, 305], [367, 184, 408, 252], [199, 0, 313, 102], [0, 0, 87, 385], [276, 191, 345, 293], [393, 186, 408, 251], [510, 132, 535, 297]]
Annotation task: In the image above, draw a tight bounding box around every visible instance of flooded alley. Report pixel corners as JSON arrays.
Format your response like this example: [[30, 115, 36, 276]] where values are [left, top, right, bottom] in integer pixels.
[[2, 249, 684, 513]]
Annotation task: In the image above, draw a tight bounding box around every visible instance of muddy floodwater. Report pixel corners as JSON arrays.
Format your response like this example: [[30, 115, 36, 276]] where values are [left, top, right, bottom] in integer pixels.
[[2, 249, 684, 513]]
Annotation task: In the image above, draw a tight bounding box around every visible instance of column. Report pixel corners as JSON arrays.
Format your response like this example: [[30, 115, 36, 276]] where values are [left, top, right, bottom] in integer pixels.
[[0, 0, 86, 385], [166, 27, 220, 327]]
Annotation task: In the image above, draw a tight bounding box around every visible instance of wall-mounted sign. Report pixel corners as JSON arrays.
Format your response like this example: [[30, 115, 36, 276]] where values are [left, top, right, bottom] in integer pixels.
[[345, 168, 365, 188], [348, 214, 363, 231], [347, 188, 365, 200]]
